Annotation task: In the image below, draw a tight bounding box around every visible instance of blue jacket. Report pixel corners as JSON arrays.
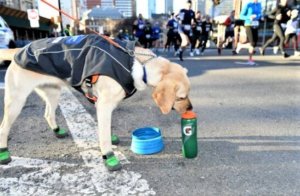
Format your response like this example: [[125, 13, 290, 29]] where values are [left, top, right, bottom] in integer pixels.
[[240, 2, 262, 26], [152, 26, 161, 39]]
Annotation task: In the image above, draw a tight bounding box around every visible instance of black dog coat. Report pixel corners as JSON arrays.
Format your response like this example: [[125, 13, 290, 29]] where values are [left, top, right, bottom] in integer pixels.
[[14, 34, 136, 97]]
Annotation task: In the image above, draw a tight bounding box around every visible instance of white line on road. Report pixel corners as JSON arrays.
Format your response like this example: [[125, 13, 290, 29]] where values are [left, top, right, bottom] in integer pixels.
[[235, 61, 258, 65], [0, 87, 155, 195], [238, 145, 300, 152], [58, 87, 130, 165], [58, 87, 155, 195]]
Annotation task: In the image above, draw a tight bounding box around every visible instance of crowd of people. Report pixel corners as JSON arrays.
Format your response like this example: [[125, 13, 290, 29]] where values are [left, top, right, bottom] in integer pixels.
[[130, 1, 215, 61], [120, 0, 299, 63], [259, 0, 299, 58], [236, 0, 299, 64], [131, 14, 163, 51]]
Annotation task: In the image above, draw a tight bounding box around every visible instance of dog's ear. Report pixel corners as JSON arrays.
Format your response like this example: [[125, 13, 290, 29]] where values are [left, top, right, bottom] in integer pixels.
[[152, 79, 176, 114]]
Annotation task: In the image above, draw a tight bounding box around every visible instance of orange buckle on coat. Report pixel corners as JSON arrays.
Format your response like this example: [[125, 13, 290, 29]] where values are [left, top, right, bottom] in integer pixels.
[[90, 75, 99, 84], [85, 75, 100, 104]]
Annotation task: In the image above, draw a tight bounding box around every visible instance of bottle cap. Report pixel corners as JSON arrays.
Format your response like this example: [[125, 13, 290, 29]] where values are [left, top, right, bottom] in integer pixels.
[[181, 111, 197, 119]]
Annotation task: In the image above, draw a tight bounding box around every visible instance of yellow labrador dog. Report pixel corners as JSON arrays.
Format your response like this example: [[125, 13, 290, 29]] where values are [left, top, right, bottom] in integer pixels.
[[0, 36, 192, 171]]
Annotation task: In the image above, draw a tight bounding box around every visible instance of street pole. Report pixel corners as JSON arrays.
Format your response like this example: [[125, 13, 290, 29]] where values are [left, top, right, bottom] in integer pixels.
[[58, 0, 64, 35], [212, 5, 215, 20], [72, 0, 79, 35]]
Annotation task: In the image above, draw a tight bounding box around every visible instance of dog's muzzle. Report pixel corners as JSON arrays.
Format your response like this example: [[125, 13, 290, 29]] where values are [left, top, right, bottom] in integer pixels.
[[187, 103, 193, 111]]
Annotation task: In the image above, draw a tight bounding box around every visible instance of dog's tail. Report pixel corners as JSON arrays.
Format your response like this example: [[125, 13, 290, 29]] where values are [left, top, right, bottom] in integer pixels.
[[0, 48, 20, 61]]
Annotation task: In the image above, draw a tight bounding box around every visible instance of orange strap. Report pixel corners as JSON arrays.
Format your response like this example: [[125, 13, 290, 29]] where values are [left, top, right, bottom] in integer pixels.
[[91, 75, 99, 84], [85, 93, 98, 102], [84, 75, 100, 103]]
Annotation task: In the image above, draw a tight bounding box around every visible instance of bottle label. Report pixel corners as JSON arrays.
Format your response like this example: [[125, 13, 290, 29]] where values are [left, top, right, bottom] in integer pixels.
[[183, 125, 193, 136]]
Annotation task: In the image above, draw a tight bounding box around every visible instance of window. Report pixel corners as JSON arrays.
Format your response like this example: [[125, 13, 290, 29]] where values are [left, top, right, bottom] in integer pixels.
[[24, 2, 33, 9]]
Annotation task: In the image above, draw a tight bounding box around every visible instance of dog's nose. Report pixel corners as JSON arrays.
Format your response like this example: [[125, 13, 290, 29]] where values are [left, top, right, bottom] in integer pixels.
[[187, 104, 193, 111]]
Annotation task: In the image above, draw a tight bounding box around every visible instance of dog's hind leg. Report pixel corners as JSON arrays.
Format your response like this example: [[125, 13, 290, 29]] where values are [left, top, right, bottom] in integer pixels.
[[34, 86, 68, 138], [0, 63, 37, 164]]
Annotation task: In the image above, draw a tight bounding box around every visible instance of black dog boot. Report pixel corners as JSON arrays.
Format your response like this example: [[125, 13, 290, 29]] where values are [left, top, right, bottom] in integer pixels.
[[102, 152, 122, 171], [0, 148, 12, 164]]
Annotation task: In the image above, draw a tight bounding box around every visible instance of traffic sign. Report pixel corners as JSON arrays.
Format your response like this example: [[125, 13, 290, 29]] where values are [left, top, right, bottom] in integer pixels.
[[27, 9, 39, 20], [27, 9, 40, 28]]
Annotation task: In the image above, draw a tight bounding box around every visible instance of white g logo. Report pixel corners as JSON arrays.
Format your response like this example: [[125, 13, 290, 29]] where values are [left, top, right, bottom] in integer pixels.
[[183, 125, 192, 136]]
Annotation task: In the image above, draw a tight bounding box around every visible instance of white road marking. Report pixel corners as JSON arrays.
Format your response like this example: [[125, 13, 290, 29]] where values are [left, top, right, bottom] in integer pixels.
[[58, 88, 130, 165], [238, 145, 300, 152], [0, 156, 154, 195], [0, 87, 155, 195], [235, 61, 258, 65], [59, 87, 155, 194]]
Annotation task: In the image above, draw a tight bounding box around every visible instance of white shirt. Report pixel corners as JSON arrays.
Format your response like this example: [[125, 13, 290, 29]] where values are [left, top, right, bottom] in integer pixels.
[[285, 19, 298, 35]]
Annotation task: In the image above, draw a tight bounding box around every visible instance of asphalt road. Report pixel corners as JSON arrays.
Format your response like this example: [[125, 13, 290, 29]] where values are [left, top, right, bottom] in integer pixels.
[[0, 50, 299, 195]]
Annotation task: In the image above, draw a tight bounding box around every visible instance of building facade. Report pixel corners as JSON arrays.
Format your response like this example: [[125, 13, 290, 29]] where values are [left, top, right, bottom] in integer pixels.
[[136, 0, 209, 19], [115, 0, 134, 17], [86, 0, 100, 9], [101, 0, 114, 7], [0, 0, 52, 44], [85, 0, 135, 17], [0, 0, 35, 10]]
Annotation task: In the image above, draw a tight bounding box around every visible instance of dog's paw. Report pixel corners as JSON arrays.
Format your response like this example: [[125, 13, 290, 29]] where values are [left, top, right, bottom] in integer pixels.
[[102, 152, 122, 171], [53, 127, 69, 138], [0, 148, 12, 164], [111, 134, 120, 145]]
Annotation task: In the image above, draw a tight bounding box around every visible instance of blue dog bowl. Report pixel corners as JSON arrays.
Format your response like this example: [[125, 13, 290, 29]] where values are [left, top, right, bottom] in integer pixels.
[[131, 127, 164, 155]]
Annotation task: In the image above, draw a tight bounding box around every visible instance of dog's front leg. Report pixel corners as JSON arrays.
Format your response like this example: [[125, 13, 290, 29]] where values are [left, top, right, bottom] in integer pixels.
[[96, 99, 115, 155], [94, 78, 125, 171], [96, 99, 122, 171]]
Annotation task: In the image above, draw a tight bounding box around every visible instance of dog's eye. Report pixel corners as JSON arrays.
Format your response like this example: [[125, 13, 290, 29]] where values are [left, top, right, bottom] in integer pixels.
[[176, 97, 187, 101]]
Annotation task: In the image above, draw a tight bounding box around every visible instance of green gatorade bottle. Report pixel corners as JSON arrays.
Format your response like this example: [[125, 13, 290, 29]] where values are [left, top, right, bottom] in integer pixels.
[[181, 111, 198, 158]]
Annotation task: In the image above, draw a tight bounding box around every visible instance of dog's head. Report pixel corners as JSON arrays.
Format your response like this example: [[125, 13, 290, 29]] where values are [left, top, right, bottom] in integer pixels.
[[152, 62, 193, 114]]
